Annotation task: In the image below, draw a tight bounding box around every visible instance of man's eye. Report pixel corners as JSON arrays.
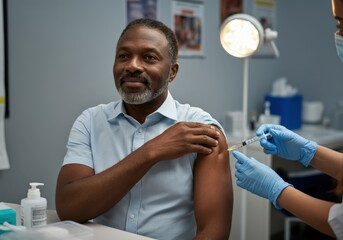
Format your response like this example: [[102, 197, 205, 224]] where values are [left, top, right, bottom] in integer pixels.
[[145, 55, 157, 61], [117, 54, 129, 59]]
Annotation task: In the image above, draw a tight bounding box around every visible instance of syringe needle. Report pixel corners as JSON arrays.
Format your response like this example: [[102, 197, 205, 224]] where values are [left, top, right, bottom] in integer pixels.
[[227, 144, 242, 152]]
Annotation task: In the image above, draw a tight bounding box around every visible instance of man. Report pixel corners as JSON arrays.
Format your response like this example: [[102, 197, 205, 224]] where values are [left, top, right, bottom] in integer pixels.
[[56, 19, 233, 240]]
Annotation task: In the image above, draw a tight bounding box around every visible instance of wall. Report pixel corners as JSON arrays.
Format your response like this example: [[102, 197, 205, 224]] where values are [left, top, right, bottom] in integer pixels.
[[0, 0, 280, 209], [277, 0, 343, 123], [2, 0, 341, 230]]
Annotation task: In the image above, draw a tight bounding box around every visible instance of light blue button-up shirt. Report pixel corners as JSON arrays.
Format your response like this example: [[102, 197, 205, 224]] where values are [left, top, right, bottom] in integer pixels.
[[63, 92, 226, 240]]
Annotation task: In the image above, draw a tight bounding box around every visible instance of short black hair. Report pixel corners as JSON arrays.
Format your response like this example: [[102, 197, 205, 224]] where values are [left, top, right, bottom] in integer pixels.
[[118, 18, 178, 65]]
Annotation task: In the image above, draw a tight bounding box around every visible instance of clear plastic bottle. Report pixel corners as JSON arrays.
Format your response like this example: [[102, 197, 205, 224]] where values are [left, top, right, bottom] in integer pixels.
[[334, 100, 343, 130], [258, 101, 280, 126], [20, 182, 47, 228]]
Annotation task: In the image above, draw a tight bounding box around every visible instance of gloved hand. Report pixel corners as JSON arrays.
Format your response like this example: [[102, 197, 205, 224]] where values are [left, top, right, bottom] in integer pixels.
[[256, 124, 318, 167], [232, 150, 291, 209]]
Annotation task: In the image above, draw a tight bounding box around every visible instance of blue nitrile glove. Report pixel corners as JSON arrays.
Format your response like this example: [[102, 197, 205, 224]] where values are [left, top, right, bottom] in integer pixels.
[[256, 124, 318, 167], [232, 151, 291, 209]]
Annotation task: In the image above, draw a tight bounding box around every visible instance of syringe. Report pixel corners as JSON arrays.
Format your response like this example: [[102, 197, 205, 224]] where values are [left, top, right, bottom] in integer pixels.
[[227, 132, 271, 152]]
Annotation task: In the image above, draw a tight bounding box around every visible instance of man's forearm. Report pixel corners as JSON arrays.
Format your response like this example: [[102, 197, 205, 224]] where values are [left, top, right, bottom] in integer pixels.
[[56, 147, 157, 222]]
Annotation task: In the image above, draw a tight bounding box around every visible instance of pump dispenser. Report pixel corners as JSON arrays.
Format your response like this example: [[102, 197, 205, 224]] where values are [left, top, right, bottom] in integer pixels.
[[21, 182, 47, 228], [258, 101, 280, 126]]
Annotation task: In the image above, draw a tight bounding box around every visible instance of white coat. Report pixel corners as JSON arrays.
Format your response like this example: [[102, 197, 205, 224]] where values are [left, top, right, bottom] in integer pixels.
[[329, 202, 343, 239]]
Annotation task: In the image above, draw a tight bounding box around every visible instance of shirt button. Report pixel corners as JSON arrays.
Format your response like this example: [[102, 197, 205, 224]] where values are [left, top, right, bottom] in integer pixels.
[[138, 128, 142, 133], [129, 214, 135, 219]]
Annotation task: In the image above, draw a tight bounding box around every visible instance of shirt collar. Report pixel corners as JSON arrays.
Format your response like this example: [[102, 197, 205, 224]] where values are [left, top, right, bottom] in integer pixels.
[[155, 92, 178, 121], [105, 100, 125, 122], [107, 91, 177, 122]]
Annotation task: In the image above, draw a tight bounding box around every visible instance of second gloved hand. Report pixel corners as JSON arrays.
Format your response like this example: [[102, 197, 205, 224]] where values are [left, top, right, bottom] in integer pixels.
[[256, 124, 318, 167], [232, 151, 291, 209]]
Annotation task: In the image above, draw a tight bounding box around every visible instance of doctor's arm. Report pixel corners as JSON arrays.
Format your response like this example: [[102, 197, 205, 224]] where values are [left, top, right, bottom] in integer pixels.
[[233, 151, 337, 238], [194, 128, 233, 239], [277, 185, 336, 237], [309, 145, 343, 181]]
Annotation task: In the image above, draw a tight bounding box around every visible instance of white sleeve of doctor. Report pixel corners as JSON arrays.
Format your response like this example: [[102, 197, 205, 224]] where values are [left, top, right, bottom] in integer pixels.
[[329, 202, 343, 240]]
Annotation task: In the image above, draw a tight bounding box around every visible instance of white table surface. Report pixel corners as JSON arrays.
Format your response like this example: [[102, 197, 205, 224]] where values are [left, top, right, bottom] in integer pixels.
[[4, 203, 155, 240]]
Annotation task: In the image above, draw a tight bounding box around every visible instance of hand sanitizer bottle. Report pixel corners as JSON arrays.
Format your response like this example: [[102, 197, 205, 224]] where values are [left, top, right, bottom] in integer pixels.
[[21, 182, 47, 228], [258, 101, 280, 126]]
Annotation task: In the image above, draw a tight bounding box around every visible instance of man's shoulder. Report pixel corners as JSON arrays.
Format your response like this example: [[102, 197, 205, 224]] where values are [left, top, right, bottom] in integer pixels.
[[174, 100, 211, 120], [174, 99, 226, 138], [85, 101, 119, 114], [76, 101, 120, 123]]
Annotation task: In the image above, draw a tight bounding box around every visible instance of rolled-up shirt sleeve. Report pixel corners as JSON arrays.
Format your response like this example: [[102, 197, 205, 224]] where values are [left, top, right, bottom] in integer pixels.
[[63, 110, 94, 168]]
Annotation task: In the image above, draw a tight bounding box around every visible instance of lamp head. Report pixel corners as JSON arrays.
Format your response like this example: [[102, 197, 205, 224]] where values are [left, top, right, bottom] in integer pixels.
[[220, 14, 264, 58]]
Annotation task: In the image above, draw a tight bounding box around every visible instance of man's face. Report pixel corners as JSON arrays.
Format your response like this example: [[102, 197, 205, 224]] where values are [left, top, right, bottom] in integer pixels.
[[333, 0, 343, 36], [114, 25, 177, 105]]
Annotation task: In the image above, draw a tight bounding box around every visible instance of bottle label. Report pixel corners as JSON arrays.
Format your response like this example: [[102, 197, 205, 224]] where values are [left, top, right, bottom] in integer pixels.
[[20, 207, 24, 226], [31, 206, 47, 227]]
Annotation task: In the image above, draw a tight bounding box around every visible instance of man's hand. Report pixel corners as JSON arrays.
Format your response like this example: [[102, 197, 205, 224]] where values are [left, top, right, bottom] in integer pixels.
[[144, 122, 220, 162]]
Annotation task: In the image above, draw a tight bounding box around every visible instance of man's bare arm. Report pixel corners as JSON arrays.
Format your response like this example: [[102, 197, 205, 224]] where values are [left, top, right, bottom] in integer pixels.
[[194, 127, 233, 239]]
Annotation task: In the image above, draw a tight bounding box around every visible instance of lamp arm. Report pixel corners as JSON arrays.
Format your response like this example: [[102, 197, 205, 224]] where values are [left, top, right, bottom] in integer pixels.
[[270, 41, 280, 58], [264, 28, 278, 41]]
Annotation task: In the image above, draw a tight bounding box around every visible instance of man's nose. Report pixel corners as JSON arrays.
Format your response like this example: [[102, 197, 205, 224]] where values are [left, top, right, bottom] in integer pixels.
[[125, 56, 143, 72]]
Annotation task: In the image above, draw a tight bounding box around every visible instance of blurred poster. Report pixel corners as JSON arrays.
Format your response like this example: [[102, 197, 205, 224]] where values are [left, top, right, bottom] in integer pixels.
[[127, 0, 157, 24], [220, 0, 243, 23], [251, 0, 277, 58], [171, 1, 204, 57], [0, 97, 9, 170], [0, 0, 9, 170], [252, 0, 276, 29]]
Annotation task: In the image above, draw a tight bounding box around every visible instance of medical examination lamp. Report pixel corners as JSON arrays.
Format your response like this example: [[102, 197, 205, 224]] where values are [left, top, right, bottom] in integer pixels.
[[220, 13, 278, 138], [219, 13, 278, 240]]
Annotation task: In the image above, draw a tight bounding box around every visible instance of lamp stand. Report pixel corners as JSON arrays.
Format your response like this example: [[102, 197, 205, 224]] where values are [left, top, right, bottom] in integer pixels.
[[243, 58, 249, 140], [240, 57, 249, 240]]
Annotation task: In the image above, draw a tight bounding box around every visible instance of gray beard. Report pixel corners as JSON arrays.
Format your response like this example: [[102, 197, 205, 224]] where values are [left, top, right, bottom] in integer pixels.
[[119, 80, 169, 105]]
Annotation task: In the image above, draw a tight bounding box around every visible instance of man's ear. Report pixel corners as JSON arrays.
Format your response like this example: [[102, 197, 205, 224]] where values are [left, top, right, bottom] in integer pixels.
[[169, 63, 179, 83]]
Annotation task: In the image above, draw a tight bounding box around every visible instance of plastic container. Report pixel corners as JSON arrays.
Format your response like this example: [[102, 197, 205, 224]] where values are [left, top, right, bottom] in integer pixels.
[[0, 221, 94, 240], [265, 95, 302, 130], [20, 183, 47, 229], [302, 101, 324, 124], [0, 203, 16, 235], [223, 111, 243, 137]]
